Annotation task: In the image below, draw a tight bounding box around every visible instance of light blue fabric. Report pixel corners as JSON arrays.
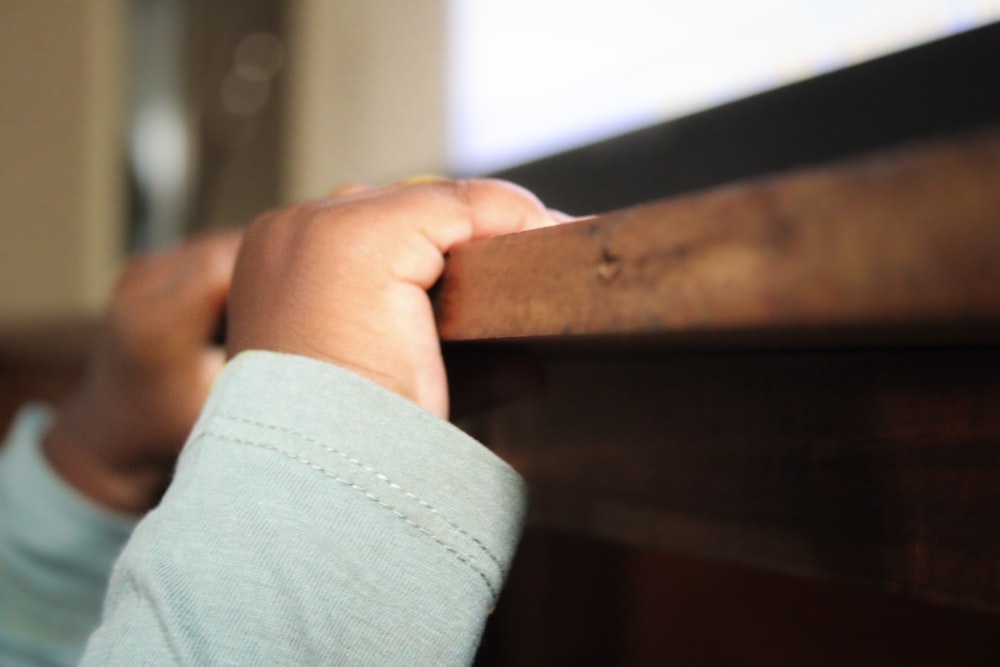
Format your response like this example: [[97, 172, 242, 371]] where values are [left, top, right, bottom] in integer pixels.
[[0, 404, 138, 667], [81, 351, 528, 665]]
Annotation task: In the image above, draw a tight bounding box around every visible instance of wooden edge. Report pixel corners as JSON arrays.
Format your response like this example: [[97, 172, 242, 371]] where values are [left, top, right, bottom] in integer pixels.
[[434, 127, 1000, 343]]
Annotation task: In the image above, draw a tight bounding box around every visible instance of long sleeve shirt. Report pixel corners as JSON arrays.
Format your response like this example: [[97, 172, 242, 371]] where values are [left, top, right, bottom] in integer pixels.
[[0, 350, 527, 666], [0, 404, 137, 666]]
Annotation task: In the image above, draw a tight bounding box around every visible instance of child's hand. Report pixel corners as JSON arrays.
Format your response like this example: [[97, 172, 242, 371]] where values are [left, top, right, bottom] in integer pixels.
[[227, 179, 558, 419], [43, 231, 242, 513]]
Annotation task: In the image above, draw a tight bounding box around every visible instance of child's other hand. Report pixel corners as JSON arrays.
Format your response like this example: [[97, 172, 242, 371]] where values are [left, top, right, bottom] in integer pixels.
[[43, 231, 242, 513]]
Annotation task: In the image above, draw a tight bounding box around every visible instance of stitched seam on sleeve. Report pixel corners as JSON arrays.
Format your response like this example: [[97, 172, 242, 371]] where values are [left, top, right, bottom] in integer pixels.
[[208, 431, 499, 601], [216, 413, 506, 575]]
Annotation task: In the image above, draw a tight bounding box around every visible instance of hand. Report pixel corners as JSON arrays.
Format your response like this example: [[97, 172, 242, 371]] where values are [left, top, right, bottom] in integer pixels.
[[227, 178, 559, 418], [43, 231, 242, 513]]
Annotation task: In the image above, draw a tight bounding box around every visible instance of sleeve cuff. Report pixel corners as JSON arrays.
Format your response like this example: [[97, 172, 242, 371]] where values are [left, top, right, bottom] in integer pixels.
[[84, 351, 528, 665], [188, 350, 528, 600]]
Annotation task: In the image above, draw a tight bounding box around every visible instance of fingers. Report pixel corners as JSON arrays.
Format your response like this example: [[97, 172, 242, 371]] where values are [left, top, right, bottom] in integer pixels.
[[112, 230, 242, 354], [62, 231, 245, 514], [331, 177, 556, 251], [398, 178, 556, 250], [549, 209, 592, 223], [170, 230, 243, 345], [355, 179, 558, 289]]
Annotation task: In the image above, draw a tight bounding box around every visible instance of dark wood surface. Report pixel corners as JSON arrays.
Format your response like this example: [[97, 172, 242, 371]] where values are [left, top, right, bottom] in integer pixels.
[[439, 128, 1000, 612], [477, 529, 1000, 667], [460, 346, 1000, 612]]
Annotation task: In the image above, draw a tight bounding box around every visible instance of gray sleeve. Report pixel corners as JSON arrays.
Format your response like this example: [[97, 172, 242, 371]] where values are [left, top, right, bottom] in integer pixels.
[[81, 350, 528, 666], [0, 405, 138, 667]]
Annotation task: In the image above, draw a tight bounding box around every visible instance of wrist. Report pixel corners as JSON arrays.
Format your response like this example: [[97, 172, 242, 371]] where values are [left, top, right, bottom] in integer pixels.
[[41, 394, 172, 514]]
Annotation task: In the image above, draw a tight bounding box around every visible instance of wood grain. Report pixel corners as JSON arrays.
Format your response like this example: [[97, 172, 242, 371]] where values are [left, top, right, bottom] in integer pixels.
[[435, 128, 1000, 343]]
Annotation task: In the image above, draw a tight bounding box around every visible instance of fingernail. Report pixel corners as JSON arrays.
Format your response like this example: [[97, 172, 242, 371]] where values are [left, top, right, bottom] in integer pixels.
[[400, 174, 446, 186]]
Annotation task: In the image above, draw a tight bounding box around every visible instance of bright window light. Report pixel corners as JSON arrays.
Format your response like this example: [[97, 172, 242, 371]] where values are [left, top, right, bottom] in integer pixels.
[[447, 0, 1000, 174]]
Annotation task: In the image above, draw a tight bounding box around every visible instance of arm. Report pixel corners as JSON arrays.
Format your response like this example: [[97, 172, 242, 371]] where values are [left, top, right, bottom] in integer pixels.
[[0, 406, 135, 667], [81, 179, 559, 665], [0, 232, 240, 667], [84, 351, 526, 665]]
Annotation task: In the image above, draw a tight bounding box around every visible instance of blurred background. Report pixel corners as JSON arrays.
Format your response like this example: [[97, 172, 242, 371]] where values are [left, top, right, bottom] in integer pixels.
[[2, 0, 999, 331]]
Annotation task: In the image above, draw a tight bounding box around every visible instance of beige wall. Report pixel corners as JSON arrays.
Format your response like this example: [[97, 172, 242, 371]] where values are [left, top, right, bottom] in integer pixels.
[[0, 0, 126, 329], [282, 0, 448, 200], [0, 0, 450, 329]]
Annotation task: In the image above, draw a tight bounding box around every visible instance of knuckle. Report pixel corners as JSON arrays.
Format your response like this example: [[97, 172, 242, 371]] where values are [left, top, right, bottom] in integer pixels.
[[244, 208, 279, 240], [187, 247, 225, 280], [431, 178, 474, 204]]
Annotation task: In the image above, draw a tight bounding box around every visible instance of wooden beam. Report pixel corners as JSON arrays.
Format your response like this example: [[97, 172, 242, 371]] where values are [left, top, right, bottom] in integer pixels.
[[434, 127, 1000, 343]]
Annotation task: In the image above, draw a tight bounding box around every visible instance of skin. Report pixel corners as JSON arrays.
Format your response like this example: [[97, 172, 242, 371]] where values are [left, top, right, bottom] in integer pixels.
[[227, 178, 559, 418], [42, 232, 242, 514], [42, 178, 558, 514]]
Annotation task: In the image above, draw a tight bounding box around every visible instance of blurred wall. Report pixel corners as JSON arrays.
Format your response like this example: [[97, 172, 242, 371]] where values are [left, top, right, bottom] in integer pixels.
[[0, 0, 127, 329], [282, 0, 447, 200], [0, 0, 448, 331]]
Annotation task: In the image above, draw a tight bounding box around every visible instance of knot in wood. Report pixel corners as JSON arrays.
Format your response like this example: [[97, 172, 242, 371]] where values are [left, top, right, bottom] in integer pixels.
[[596, 247, 623, 283]]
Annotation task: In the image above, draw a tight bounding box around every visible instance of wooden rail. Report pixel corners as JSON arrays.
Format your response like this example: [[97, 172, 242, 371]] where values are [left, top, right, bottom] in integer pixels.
[[435, 128, 1000, 344], [436, 128, 1000, 612]]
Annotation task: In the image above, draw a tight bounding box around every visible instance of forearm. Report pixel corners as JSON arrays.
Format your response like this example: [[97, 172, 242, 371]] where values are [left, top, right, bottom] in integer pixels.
[[0, 405, 137, 667], [82, 351, 528, 666]]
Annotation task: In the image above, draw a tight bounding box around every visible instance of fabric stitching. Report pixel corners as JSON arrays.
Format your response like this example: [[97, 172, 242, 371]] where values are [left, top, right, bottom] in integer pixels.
[[215, 412, 506, 575], [208, 431, 499, 601]]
